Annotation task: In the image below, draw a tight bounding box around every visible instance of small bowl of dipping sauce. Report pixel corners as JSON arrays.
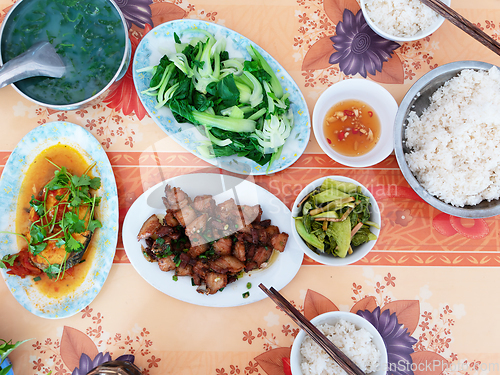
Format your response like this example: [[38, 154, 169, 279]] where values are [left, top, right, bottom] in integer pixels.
[[313, 79, 398, 168]]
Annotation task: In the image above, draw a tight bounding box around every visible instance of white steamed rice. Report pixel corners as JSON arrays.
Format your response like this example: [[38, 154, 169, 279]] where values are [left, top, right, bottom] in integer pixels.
[[300, 319, 380, 375], [364, 0, 439, 37], [405, 66, 500, 207]]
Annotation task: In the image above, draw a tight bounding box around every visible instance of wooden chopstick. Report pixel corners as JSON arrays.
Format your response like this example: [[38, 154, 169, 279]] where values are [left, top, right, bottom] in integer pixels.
[[258, 284, 366, 375], [420, 0, 500, 56]]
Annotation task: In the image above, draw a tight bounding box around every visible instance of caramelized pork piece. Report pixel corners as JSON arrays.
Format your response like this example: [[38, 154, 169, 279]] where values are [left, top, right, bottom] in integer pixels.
[[185, 213, 208, 237], [271, 233, 289, 252], [245, 261, 258, 272], [160, 225, 182, 241], [158, 255, 176, 272], [246, 244, 256, 260], [175, 263, 193, 276], [213, 237, 233, 256], [164, 185, 190, 210], [138, 183, 289, 296], [240, 205, 262, 226], [265, 225, 280, 238], [205, 272, 227, 294], [215, 199, 238, 220], [233, 241, 246, 262], [187, 234, 209, 258], [209, 228, 221, 242], [150, 236, 172, 254], [155, 225, 175, 238], [237, 223, 253, 234], [257, 228, 268, 244], [208, 219, 225, 231], [193, 195, 216, 213], [259, 219, 271, 228], [173, 206, 198, 227], [253, 246, 273, 267], [210, 255, 245, 274], [137, 215, 162, 240], [192, 260, 209, 285], [164, 210, 179, 227]]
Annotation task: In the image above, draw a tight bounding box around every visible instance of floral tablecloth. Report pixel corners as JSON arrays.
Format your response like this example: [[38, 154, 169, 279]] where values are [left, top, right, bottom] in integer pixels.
[[2, 0, 500, 374]]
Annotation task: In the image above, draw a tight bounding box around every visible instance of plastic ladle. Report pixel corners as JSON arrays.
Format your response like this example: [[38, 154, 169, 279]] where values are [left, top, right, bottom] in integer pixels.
[[0, 41, 65, 89]]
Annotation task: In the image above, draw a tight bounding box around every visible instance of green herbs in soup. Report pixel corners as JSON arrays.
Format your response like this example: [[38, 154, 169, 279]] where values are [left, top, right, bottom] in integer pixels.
[[1, 0, 126, 105]]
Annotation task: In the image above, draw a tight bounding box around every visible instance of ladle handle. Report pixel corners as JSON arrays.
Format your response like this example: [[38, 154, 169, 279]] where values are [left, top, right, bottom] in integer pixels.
[[0, 42, 65, 89]]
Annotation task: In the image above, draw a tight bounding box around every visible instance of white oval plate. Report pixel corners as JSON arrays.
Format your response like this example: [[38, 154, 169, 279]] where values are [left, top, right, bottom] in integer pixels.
[[122, 173, 304, 307], [133, 19, 310, 175], [0, 122, 119, 319]]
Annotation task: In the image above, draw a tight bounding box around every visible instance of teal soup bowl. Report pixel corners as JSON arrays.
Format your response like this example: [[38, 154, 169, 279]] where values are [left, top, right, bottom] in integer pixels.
[[0, 0, 130, 110]]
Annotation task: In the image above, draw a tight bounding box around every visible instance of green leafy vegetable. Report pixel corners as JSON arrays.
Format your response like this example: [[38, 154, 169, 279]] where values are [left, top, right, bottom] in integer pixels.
[[0, 254, 17, 269], [143, 30, 294, 172], [294, 178, 378, 258]]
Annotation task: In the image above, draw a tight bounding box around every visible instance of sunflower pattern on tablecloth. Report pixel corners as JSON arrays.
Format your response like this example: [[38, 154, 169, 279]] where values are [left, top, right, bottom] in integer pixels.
[[215, 272, 483, 375]]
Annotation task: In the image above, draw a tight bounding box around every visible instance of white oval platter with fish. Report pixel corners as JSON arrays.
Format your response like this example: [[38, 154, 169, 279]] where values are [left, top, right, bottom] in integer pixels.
[[0, 122, 118, 319], [122, 173, 303, 307]]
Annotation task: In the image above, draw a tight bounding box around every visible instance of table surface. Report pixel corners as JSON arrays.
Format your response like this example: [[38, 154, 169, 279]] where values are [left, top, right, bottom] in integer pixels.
[[2, 0, 500, 374]]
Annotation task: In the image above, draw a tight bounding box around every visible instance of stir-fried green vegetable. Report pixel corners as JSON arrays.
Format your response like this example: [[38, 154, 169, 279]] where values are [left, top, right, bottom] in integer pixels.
[[143, 30, 293, 172], [294, 178, 379, 257]]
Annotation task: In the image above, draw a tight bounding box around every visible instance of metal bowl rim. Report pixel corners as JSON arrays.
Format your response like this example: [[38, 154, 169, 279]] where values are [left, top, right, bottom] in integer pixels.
[[394, 60, 500, 218], [0, 0, 130, 110]]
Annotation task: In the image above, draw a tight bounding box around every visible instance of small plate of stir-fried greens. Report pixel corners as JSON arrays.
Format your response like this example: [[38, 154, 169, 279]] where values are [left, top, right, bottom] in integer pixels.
[[291, 176, 381, 266], [133, 20, 310, 175]]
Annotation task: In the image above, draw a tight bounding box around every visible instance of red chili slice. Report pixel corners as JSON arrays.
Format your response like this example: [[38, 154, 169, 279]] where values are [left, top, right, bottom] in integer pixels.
[[338, 131, 345, 141], [20, 251, 42, 274], [344, 110, 355, 117], [368, 111, 373, 117], [6, 249, 41, 278]]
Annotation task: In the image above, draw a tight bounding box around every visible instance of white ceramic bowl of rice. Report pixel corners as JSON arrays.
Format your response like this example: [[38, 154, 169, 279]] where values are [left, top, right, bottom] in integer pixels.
[[290, 311, 387, 375], [360, 0, 450, 42], [395, 60, 500, 218]]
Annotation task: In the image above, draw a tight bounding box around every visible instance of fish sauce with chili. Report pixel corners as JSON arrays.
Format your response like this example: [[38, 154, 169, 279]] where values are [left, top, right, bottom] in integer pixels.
[[323, 99, 381, 157]]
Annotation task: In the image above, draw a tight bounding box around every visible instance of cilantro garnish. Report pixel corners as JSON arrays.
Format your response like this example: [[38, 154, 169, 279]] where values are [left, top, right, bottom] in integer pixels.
[[0, 254, 17, 269], [22, 159, 102, 280]]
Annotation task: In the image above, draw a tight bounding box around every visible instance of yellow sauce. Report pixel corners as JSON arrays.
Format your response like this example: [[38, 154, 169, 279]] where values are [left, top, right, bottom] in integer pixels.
[[15, 144, 97, 298]]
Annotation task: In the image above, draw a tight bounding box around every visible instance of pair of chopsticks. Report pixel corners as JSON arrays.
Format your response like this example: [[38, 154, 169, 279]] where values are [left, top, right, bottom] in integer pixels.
[[420, 0, 500, 56], [259, 284, 366, 375]]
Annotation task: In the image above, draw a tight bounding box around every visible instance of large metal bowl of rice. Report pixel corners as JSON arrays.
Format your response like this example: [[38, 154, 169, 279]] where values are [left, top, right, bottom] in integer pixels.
[[290, 311, 387, 375], [394, 60, 500, 218]]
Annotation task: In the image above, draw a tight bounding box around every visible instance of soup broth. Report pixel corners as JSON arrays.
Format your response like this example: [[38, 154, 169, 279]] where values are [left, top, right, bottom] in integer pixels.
[[1, 0, 126, 105]]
